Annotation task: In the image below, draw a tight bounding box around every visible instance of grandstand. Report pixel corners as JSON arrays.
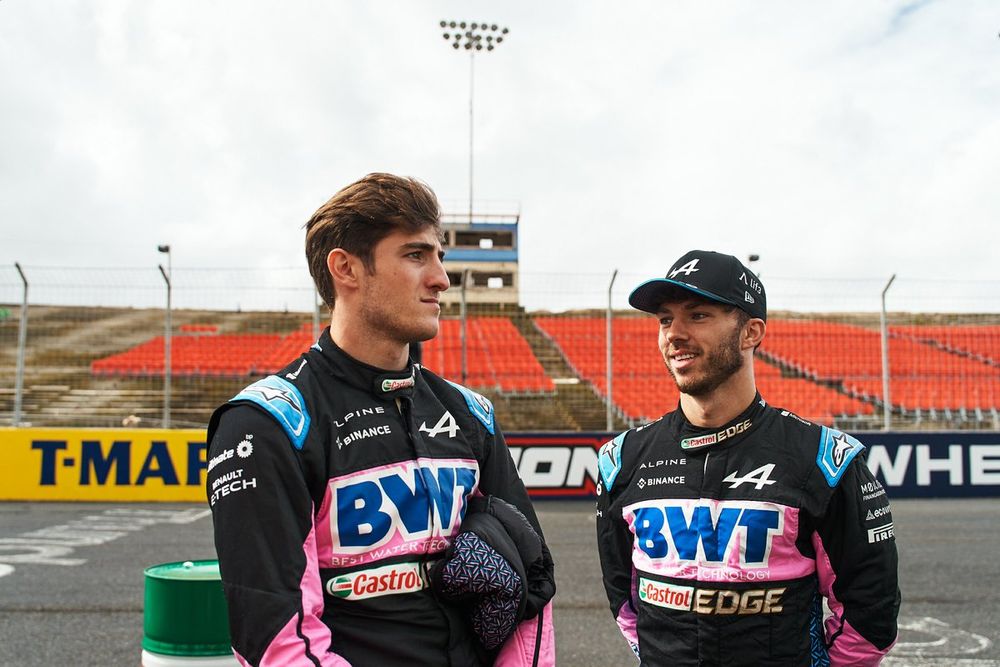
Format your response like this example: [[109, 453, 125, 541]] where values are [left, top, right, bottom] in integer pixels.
[[760, 320, 999, 423], [422, 318, 554, 393], [534, 316, 874, 426], [2, 305, 997, 431]]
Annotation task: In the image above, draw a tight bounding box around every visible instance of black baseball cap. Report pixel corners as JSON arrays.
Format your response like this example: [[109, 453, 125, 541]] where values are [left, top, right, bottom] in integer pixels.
[[628, 250, 767, 321]]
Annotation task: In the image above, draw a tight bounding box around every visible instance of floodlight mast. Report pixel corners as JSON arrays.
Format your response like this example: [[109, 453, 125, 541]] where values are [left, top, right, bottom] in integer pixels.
[[157, 244, 172, 428], [439, 20, 509, 223]]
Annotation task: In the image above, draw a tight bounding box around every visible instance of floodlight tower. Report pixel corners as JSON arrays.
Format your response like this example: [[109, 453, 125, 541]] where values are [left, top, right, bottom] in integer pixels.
[[157, 244, 172, 428], [439, 20, 509, 223]]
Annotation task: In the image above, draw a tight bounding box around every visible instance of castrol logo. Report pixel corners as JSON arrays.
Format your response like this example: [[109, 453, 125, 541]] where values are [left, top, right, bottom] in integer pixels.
[[638, 578, 693, 611], [325, 562, 426, 600]]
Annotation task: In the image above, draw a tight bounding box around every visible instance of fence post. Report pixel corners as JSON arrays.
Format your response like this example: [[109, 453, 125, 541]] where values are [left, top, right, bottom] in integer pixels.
[[460, 269, 470, 385], [159, 264, 172, 429], [880, 274, 896, 431], [606, 269, 618, 432], [13, 263, 28, 426]]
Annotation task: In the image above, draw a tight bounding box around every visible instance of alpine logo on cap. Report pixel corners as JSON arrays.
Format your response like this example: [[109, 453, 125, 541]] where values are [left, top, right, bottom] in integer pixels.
[[669, 259, 700, 278]]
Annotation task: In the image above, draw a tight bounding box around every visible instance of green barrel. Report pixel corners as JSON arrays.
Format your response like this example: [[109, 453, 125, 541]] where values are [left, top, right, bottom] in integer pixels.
[[143, 560, 232, 658]]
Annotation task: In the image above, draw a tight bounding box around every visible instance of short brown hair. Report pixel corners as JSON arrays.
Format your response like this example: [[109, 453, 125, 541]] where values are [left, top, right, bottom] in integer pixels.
[[305, 173, 442, 307]]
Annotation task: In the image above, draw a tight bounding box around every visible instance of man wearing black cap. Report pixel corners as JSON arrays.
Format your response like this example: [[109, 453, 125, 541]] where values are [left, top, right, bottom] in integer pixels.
[[595, 250, 900, 666]]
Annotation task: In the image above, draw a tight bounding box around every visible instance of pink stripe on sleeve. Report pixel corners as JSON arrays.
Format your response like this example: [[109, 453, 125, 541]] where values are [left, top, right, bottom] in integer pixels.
[[615, 599, 639, 648], [494, 601, 556, 666], [812, 533, 894, 667], [256, 514, 352, 666]]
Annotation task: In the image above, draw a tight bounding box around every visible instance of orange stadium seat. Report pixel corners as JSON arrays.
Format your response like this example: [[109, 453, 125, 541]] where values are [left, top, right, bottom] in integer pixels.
[[760, 320, 999, 411], [535, 316, 874, 424], [89, 318, 997, 417], [91, 332, 283, 377], [421, 318, 554, 393]]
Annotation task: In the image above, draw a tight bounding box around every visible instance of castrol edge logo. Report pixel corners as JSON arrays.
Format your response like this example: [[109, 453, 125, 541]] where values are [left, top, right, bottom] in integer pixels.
[[326, 562, 426, 600], [638, 577, 786, 615], [680, 419, 751, 450]]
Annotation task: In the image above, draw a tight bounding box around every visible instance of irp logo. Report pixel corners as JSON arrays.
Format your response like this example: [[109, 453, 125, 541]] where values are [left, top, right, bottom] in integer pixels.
[[629, 500, 783, 566], [331, 458, 479, 554]]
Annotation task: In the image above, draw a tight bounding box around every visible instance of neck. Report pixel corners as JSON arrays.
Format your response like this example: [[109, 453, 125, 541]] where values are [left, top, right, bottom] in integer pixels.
[[329, 314, 409, 371], [679, 366, 757, 428]]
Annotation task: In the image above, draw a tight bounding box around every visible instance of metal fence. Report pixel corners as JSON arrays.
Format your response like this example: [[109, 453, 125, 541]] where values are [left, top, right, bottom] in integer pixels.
[[2, 264, 998, 431]]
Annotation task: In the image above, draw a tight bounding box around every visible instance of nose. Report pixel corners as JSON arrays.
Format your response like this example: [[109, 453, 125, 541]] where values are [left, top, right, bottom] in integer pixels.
[[664, 319, 688, 346], [428, 255, 450, 292]]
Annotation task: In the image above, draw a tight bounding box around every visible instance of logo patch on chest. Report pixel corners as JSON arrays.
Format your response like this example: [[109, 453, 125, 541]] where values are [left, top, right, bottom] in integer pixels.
[[680, 419, 751, 450], [329, 458, 479, 555], [628, 500, 784, 567]]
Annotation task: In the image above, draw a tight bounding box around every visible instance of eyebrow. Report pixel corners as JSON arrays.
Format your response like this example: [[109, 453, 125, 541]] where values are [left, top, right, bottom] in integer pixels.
[[656, 300, 712, 316], [401, 241, 445, 261]]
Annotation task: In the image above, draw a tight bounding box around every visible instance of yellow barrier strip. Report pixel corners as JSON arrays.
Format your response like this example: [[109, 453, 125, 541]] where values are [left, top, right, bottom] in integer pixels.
[[0, 428, 208, 502]]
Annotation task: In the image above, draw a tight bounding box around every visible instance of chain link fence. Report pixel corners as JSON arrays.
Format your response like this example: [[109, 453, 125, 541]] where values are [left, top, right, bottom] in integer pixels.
[[2, 264, 998, 431]]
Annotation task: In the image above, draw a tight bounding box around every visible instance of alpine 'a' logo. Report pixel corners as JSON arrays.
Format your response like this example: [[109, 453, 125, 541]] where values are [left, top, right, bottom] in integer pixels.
[[420, 411, 460, 438], [722, 463, 776, 490], [669, 259, 700, 278]]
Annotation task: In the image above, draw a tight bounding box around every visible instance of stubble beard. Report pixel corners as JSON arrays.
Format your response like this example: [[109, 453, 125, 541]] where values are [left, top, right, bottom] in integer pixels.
[[359, 283, 439, 346], [666, 326, 745, 397]]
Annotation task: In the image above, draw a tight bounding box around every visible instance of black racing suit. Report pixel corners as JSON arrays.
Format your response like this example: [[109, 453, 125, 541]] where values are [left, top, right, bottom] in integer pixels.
[[596, 394, 899, 666], [206, 329, 554, 666]]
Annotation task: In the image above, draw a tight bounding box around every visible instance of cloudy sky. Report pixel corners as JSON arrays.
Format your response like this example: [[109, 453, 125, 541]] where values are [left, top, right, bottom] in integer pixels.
[[1, 1, 998, 312]]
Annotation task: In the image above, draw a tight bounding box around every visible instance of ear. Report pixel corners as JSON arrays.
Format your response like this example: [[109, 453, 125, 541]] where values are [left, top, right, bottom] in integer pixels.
[[326, 248, 363, 294], [743, 319, 766, 350]]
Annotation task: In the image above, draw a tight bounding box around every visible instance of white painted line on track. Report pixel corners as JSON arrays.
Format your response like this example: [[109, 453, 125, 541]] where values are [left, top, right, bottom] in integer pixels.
[[893, 616, 992, 656], [884, 617, 997, 666], [0, 507, 212, 571]]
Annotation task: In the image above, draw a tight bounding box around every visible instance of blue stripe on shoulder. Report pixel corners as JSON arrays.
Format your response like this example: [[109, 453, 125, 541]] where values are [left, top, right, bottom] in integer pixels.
[[446, 380, 495, 435], [231, 375, 310, 449], [816, 426, 865, 488], [598, 431, 628, 491]]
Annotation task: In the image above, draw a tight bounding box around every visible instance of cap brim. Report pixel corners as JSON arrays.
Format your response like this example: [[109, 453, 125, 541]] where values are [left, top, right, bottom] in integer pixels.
[[627, 278, 738, 314]]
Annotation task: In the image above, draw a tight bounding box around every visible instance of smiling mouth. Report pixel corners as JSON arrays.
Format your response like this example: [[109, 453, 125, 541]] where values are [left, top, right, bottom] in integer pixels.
[[669, 350, 699, 371]]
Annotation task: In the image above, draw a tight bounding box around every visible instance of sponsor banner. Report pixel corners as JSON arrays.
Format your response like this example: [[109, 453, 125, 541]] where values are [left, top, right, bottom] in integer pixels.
[[856, 431, 1000, 498], [0, 428, 208, 502], [2, 429, 998, 501], [507, 433, 605, 498], [507, 431, 1000, 499]]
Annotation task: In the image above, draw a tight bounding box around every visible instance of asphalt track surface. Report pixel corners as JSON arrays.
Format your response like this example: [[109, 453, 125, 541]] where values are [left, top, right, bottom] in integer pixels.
[[0, 499, 997, 666]]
